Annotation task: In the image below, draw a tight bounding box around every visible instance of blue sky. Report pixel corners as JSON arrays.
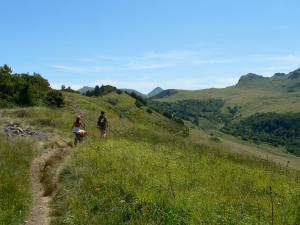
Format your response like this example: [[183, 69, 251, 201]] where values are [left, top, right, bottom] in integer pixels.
[[1, 0, 300, 93]]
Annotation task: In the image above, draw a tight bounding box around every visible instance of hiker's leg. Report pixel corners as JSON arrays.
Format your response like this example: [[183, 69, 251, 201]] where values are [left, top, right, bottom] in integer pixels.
[[101, 129, 107, 138], [74, 134, 78, 145], [79, 134, 83, 143], [76, 134, 81, 143]]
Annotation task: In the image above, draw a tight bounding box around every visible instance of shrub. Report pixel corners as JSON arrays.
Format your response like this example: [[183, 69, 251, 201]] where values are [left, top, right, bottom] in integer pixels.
[[223, 112, 300, 155], [149, 99, 233, 126], [129, 92, 147, 106], [45, 90, 64, 107], [146, 108, 153, 114], [85, 85, 117, 97], [163, 112, 172, 119], [172, 117, 184, 125], [135, 100, 143, 108]]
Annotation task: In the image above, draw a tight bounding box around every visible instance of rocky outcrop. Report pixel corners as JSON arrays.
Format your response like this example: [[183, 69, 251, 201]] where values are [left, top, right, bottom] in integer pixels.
[[4, 123, 48, 141]]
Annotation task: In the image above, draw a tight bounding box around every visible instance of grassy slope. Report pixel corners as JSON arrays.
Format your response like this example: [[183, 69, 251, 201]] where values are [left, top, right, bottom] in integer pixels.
[[52, 138, 300, 225], [189, 129, 300, 171], [0, 136, 33, 225], [156, 87, 300, 117], [0, 92, 183, 142], [1, 92, 300, 224], [0, 92, 184, 224], [46, 93, 299, 224]]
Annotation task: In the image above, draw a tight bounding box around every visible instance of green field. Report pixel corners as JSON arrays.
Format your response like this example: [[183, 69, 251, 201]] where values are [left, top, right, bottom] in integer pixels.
[[0, 136, 33, 225], [1, 91, 300, 225], [51, 138, 300, 225], [155, 87, 300, 117], [154, 69, 300, 118]]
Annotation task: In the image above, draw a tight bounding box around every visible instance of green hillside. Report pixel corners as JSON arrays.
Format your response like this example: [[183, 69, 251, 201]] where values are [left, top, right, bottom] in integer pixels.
[[1, 92, 299, 225], [1, 67, 300, 225], [149, 68, 300, 154], [154, 68, 300, 117]]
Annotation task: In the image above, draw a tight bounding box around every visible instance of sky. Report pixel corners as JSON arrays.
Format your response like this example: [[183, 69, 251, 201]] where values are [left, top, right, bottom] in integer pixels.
[[1, 0, 300, 93]]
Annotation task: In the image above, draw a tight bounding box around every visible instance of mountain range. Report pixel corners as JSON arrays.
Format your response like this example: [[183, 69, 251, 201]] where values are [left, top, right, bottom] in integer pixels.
[[151, 67, 300, 117], [78, 86, 164, 98]]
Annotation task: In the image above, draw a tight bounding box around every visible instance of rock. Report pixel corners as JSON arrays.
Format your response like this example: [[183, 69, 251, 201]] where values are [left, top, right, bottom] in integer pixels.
[[3, 123, 48, 141]]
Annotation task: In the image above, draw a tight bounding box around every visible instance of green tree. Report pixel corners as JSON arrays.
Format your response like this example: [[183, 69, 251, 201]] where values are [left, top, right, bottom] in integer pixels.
[[45, 90, 64, 107]]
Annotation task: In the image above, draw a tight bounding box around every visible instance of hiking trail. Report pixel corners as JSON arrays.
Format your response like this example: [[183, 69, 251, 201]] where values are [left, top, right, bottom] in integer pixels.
[[25, 145, 72, 225]]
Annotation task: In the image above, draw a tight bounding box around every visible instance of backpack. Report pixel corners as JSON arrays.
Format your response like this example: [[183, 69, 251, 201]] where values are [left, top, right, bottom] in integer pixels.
[[98, 115, 107, 128]]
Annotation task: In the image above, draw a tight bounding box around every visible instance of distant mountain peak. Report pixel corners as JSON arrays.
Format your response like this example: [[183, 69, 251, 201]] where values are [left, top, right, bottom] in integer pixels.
[[147, 87, 164, 98], [272, 73, 286, 77], [236, 73, 266, 87], [288, 68, 300, 79], [78, 86, 94, 94]]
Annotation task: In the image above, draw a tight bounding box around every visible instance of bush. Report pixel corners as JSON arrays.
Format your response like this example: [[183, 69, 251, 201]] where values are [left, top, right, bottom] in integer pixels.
[[129, 92, 147, 106], [60, 85, 80, 94], [45, 90, 64, 107], [163, 112, 172, 119], [116, 89, 123, 95], [172, 117, 184, 125], [85, 85, 117, 97], [146, 108, 153, 114], [135, 100, 143, 108], [149, 99, 233, 126], [223, 112, 300, 155], [0, 65, 65, 108]]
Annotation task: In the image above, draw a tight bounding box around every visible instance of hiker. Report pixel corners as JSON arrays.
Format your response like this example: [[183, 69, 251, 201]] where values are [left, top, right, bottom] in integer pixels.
[[72, 115, 87, 145], [97, 111, 108, 138]]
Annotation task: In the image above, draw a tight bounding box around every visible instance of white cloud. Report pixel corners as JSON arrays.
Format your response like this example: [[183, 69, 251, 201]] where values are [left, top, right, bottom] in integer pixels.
[[52, 64, 111, 73], [267, 54, 300, 63], [53, 49, 234, 73], [121, 63, 173, 70]]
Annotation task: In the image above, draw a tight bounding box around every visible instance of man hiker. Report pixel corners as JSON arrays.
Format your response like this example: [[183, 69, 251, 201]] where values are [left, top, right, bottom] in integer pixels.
[[72, 115, 87, 145], [97, 111, 108, 138]]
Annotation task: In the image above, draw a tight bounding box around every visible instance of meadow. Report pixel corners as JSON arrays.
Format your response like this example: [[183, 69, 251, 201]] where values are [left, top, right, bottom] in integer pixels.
[[0, 135, 33, 225], [51, 137, 300, 225], [155, 87, 300, 118], [1, 92, 300, 225]]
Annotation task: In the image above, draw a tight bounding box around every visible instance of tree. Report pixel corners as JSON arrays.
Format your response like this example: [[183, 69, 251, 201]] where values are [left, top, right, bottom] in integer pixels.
[[0, 64, 12, 74], [45, 90, 64, 107], [17, 83, 35, 106], [94, 85, 101, 96]]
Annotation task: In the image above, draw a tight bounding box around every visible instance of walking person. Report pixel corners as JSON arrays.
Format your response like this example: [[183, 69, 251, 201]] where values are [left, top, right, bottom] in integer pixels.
[[97, 111, 108, 138], [72, 115, 87, 145]]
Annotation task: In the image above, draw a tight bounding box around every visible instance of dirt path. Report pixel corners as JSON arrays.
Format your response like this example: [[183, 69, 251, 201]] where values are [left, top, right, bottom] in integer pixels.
[[26, 151, 52, 225], [26, 146, 72, 225]]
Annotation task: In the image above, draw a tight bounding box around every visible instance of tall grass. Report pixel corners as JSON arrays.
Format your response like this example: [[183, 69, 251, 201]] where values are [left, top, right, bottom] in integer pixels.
[[52, 138, 300, 225], [0, 135, 33, 225]]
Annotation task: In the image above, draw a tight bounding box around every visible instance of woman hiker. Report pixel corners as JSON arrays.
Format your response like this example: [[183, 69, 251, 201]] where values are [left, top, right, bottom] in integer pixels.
[[72, 115, 87, 145]]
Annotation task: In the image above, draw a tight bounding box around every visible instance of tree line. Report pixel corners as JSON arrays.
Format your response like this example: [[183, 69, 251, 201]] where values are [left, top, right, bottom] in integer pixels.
[[223, 112, 300, 156], [0, 65, 64, 108], [149, 99, 235, 126]]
